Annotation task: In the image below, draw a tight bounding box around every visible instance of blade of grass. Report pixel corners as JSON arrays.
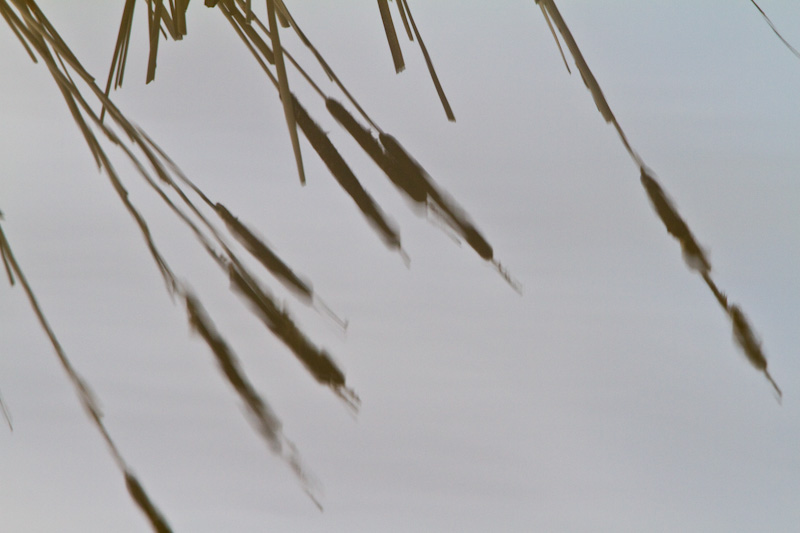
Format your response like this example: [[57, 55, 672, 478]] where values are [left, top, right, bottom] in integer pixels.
[[535, 0, 637, 162], [100, 0, 136, 122], [749, 0, 800, 60], [266, 0, 305, 184], [0, 2, 37, 62], [377, 0, 405, 73], [400, 0, 455, 121], [539, 2, 570, 74], [146, 0, 163, 83], [394, 0, 413, 41]]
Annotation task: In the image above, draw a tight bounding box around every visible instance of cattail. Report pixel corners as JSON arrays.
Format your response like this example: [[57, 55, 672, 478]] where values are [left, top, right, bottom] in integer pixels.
[[215, 203, 313, 303], [294, 97, 402, 251], [185, 292, 324, 499], [186, 294, 322, 501], [729, 304, 782, 398], [326, 99, 426, 205], [640, 168, 710, 274], [377, 132, 431, 203], [124, 470, 173, 533], [228, 263, 359, 409]]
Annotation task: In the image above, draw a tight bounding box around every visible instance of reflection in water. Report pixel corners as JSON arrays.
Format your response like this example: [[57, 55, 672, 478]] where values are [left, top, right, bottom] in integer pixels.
[[537, 0, 781, 398], [326, 98, 520, 291], [0, 222, 174, 532], [228, 263, 360, 411], [749, 0, 800, 60], [293, 97, 404, 256], [185, 293, 321, 506], [640, 169, 710, 274], [125, 472, 172, 533], [215, 203, 313, 302]]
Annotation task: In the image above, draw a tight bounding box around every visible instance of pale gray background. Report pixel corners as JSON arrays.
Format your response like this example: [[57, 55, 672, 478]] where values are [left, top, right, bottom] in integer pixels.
[[1, 1, 799, 531]]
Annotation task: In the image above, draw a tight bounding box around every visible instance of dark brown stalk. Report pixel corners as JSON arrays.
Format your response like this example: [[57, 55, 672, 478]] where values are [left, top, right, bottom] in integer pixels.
[[100, 0, 136, 122], [749, 0, 800, 60], [266, 0, 305, 184], [394, 0, 414, 41], [535, 0, 637, 162], [0, 220, 173, 533], [293, 97, 403, 252], [170, 0, 188, 38], [640, 168, 710, 274], [124, 472, 173, 533], [184, 293, 322, 503], [399, 0, 455, 121], [326, 99, 426, 203], [0, 2, 37, 62], [228, 263, 359, 410], [214, 203, 313, 302], [146, 0, 163, 83], [377, 0, 405, 72]]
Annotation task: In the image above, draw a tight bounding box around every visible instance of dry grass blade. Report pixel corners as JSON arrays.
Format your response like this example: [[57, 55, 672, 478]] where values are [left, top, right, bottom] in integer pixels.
[[294, 97, 403, 253], [256, 0, 380, 131], [539, 2, 570, 74], [11, 3, 179, 292], [228, 263, 359, 411], [266, 0, 305, 184], [400, 0, 455, 121], [170, 0, 188, 39], [223, 1, 275, 64], [536, 0, 637, 161], [146, 0, 163, 83], [640, 168, 710, 274], [749, 0, 800, 60], [394, 0, 414, 41], [124, 471, 173, 533], [0, 2, 37, 62], [100, 0, 136, 122], [185, 293, 322, 504], [377, 0, 405, 73]]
